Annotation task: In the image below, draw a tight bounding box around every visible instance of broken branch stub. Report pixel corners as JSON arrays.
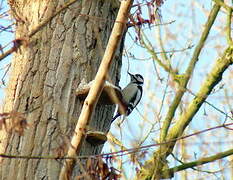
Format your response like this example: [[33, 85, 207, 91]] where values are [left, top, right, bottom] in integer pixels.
[[76, 80, 127, 115]]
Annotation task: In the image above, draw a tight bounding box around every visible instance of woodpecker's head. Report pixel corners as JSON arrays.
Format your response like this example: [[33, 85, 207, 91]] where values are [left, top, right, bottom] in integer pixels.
[[128, 72, 144, 85]]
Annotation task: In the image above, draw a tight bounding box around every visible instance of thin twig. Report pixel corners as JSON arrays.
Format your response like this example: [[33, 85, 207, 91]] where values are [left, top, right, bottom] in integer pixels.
[[1, 122, 233, 161]]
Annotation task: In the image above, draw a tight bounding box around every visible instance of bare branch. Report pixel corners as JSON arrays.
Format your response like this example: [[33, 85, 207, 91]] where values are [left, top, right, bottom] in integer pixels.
[[162, 148, 233, 178]]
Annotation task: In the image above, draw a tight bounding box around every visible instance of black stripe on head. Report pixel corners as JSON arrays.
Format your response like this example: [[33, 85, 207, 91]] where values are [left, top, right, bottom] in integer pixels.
[[133, 74, 144, 84]]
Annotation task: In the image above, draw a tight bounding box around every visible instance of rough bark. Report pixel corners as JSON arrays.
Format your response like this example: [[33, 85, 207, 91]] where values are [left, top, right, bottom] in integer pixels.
[[0, 0, 123, 179]]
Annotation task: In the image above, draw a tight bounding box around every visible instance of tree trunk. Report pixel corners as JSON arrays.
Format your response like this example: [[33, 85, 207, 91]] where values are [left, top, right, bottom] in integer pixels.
[[0, 0, 123, 179]]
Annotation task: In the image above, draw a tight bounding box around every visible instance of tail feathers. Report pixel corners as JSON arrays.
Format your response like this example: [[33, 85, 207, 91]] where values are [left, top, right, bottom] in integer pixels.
[[111, 113, 121, 123]]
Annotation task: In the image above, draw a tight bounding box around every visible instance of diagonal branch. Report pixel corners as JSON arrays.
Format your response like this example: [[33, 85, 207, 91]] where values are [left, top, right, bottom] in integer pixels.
[[160, 2, 221, 142], [165, 46, 233, 153], [226, 7, 233, 45], [162, 148, 233, 178], [59, 0, 134, 179]]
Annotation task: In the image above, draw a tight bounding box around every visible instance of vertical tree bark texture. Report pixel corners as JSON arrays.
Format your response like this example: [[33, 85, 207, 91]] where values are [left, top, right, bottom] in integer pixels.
[[0, 0, 122, 179]]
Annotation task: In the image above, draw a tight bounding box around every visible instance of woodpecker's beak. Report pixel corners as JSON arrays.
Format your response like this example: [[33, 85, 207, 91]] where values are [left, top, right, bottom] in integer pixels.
[[127, 72, 133, 77]]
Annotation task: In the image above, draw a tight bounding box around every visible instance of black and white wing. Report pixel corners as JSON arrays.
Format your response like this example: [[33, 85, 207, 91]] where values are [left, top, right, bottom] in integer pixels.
[[122, 84, 143, 115], [111, 73, 144, 123]]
